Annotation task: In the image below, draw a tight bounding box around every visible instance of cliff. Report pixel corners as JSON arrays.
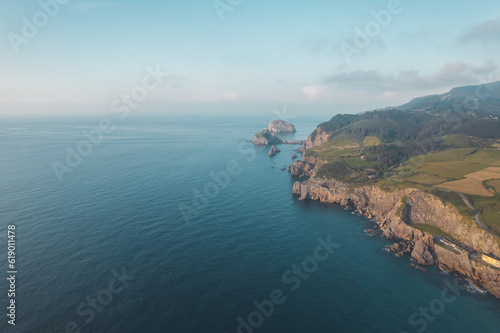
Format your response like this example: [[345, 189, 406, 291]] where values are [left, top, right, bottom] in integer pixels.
[[268, 120, 296, 133], [306, 127, 330, 149], [292, 178, 500, 297]]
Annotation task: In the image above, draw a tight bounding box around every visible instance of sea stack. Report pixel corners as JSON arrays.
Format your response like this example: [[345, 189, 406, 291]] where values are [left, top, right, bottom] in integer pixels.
[[253, 129, 284, 146], [268, 145, 281, 157]]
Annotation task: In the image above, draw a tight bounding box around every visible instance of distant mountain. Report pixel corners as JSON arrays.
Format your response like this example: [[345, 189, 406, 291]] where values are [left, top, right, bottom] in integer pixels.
[[307, 81, 500, 151], [396, 81, 500, 116]]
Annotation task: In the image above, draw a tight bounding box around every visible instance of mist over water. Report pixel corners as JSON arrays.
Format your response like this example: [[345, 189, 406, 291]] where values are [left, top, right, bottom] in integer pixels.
[[1, 114, 499, 333]]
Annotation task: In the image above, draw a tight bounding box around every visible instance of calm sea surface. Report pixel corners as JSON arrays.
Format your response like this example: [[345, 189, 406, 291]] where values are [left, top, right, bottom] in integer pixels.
[[1, 113, 499, 332]]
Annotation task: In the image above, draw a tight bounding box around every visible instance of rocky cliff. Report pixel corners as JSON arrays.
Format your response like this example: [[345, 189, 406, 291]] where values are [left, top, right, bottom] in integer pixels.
[[292, 178, 500, 297], [253, 129, 284, 146], [288, 155, 318, 177], [306, 127, 330, 149], [268, 120, 296, 133]]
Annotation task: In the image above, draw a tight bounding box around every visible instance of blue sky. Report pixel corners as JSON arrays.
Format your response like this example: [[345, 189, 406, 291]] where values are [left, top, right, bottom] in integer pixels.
[[1, 0, 499, 115]]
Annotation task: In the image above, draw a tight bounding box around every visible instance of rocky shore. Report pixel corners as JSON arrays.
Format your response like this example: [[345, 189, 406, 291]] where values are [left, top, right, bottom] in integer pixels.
[[292, 178, 500, 297]]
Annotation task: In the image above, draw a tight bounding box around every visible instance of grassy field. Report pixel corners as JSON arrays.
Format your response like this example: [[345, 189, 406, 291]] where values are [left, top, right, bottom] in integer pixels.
[[363, 136, 381, 147], [406, 173, 447, 185], [469, 193, 500, 235], [440, 134, 472, 146], [437, 167, 500, 196], [488, 179, 500, 193], [411, 223, 453, 238], [394, 148, 500, 184], [308, 134, 360, 160]]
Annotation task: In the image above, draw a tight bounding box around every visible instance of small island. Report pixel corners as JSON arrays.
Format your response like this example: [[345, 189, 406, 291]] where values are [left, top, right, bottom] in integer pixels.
[[252, 120, 305, 146], [268, 120, 296, 134]]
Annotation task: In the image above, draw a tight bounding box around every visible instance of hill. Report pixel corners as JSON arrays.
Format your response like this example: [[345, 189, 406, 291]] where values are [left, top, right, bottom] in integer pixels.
[[302, 81, 500, 235]]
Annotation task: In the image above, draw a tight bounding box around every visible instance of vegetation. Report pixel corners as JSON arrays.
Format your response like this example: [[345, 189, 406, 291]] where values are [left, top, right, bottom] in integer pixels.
[[305, 81, 500, 236], [394, 196, 408, 216], [411, 224, 453, 238]]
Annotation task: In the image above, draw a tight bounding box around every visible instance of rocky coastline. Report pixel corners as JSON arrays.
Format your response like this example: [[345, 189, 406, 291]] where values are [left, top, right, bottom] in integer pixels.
[[292, 177, 500, 298]]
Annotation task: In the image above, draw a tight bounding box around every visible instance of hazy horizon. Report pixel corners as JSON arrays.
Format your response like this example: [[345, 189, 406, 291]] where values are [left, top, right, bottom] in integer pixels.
[[1, 0, 499, 116]]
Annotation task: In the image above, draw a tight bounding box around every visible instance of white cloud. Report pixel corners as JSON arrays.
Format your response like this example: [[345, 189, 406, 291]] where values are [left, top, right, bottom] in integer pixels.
[[302, 86, 326, 100]]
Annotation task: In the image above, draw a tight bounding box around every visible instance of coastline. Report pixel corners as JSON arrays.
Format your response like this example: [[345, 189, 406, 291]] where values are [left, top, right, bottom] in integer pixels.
[[291, 177, 500, 298]]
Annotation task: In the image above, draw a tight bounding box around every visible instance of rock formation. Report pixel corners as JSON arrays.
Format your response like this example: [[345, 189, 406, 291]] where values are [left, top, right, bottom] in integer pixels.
[[253, 129, 284, 146], [268, 145, 281, 157], [306, 127, 330, 149], [288, 161, 314, 177], [253, 128, 305, 146], [292, 178, 500, 297], [268, 120, 296, 133]]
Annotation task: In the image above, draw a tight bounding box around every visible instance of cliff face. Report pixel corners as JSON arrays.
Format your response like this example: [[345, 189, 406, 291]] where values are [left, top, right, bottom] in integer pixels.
[[288, 155, 319, 177], [268, 120, 296, 133], [293, 179, 500, 297], [306, 127, 330, 149], [288, 161, 314, 177], [253, 129, 284, 146]]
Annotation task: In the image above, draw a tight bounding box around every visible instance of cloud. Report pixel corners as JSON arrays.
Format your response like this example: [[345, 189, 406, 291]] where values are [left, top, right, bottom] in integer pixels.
[[302, 86, 326, 100], [324, 61, 498, 91], [458, 17, 500, 43]]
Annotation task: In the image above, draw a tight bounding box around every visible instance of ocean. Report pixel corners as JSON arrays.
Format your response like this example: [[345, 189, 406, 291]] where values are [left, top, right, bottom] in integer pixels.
[[1, 113, 500, 333]]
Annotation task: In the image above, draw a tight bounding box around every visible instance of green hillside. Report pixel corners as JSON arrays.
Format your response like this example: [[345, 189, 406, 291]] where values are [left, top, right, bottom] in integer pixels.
[[305, 81, 500, 235]]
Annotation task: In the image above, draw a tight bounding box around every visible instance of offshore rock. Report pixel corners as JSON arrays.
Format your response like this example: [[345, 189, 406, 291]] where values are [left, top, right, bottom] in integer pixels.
[[268, 145, 281, 157], [253, 129, 284, 146], [268, 120, 296, 133]]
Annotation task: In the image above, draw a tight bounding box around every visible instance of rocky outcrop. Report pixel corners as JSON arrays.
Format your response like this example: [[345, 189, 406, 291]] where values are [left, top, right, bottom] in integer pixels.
[[253, 129, 306, 146], [288, 161, 314, 177], [292, 178, 500, 297], [291, 153, 298, 159], [301, 155, 317, 165], [411, 236, 435, 265], [253, 129, 284, 146], [306, 127, 330, 149], [268, 120, 296, 133], [268, 145, 281, 157]]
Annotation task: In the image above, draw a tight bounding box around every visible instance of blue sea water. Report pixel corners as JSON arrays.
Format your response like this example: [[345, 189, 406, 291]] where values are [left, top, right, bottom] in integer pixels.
[[1, 113, 500, 333]]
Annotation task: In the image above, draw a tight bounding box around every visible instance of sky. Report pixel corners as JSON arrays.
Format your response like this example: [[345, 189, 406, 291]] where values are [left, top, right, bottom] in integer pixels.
[[1, 0, 500, 116]]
